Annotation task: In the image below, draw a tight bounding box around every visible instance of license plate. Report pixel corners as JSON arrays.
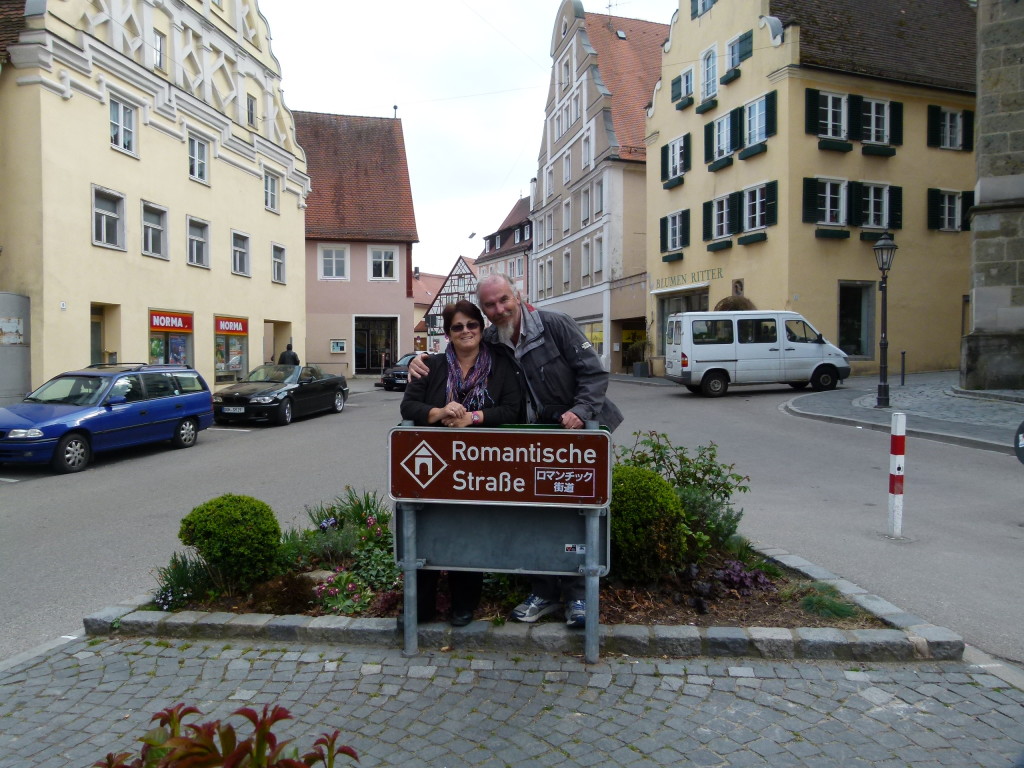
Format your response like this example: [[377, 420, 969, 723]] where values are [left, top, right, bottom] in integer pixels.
[[222, 406, 245, 414]]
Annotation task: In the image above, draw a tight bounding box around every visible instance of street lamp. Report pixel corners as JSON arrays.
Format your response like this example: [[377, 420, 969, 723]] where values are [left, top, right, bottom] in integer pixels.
[[873, 232, 898, 408]]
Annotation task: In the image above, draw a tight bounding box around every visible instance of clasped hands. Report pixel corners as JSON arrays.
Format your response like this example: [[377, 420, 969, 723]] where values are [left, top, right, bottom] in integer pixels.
[[438, 401, 470, 428]]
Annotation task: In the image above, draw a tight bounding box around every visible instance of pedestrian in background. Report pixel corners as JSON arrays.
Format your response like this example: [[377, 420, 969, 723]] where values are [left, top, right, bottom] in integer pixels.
[[277, 343, 299, 365]]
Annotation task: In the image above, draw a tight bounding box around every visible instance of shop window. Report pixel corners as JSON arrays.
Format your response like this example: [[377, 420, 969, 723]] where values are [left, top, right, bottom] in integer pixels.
[[215, 317, 248, 383]]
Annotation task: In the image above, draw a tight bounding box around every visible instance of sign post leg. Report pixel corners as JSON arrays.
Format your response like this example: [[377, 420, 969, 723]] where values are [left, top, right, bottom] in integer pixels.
[[583, 508, 601, 664], [401, 503, 418, 657]]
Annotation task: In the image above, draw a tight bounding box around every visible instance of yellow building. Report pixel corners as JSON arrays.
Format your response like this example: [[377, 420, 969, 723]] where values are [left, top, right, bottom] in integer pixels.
[[0, 0, 309, 394], [645, 0, 976, 377]]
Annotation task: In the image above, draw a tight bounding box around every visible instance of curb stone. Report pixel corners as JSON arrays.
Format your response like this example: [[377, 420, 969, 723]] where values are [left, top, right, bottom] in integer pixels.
[[83, 546, 965, 662]]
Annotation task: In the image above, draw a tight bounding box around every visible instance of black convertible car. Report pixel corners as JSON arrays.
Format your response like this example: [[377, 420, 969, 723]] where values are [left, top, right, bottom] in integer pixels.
[[212, 364, 348, 426]]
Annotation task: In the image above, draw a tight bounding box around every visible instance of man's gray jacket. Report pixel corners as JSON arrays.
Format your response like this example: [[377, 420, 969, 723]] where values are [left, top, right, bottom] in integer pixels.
[[484, 306, 623, 433]]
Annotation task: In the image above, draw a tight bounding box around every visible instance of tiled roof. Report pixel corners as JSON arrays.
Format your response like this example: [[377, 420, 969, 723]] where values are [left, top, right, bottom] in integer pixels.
[[411, 271, 445, 306], [583, 13, 669, 161], [770, 0, 976, 94], [477, 196, 532, 265], [0, 0, 26, 63], [293, 111, 418, 242], [496, 196, 531, 232]]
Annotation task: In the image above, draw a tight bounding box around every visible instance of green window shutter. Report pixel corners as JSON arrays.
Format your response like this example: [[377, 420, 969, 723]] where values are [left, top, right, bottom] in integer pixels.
[[661, 144, 669, 182], [704, 122, 714, 163], [847, 95, 863, 142], [926, 105, 942, 147], [691, 0, 699, 18], [888, 186, 903, 229], [889, 102, 903, 145], [962, 191, 975, 231], [765, 181, 778, 226], [738, 30, 753, 61], [802, 178, 818, 223], [681, 209, 691, 247], [729, 191, 743, 234], [847, 182, 864, 227], [926, 188, 942, 229], [660, 216, 668, 252], [671, 76, 682, 102], [963, 110, 974, 151], [702, 201, 713, 240], [730, 107, 744, 151], [805, 89, 820, 134], [683, 134, 692, 172], [765, 91, 777, 137]]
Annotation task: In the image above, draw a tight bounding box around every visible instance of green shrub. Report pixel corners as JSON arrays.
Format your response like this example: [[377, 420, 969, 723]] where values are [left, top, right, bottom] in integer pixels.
[[178, 494, 281, 592], [153, 551, 215, 611], [610, 465, 704, 583], [674, 485, 743, 548], [616, 431, 750, 502]]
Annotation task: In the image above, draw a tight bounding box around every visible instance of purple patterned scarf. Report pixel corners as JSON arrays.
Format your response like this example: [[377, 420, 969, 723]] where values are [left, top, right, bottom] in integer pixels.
[[445, 341, 494, 411]]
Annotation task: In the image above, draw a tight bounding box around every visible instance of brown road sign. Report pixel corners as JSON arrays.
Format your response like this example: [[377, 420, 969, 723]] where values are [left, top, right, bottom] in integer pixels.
[[388, 426, 612, 507]]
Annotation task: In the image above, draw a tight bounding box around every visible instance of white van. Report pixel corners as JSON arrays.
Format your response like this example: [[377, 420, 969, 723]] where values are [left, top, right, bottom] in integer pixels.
[[663, 310, 850, 397]]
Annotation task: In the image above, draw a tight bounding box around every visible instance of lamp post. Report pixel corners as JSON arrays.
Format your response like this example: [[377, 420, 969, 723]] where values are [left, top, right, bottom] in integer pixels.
[[873, 232, 898, 408]]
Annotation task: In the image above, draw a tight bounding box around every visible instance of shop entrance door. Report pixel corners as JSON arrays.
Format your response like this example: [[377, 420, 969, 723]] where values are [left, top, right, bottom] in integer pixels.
[[354, 317, 398, 375]]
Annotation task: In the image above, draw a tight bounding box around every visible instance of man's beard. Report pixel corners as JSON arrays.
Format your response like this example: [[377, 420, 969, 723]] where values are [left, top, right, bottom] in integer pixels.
[[495, 315, 517, 345]]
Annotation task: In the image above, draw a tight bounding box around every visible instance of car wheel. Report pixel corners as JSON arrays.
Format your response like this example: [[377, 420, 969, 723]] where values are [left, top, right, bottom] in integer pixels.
[[700, 371, 729, 397], [172, 417, 198, 448], [52, 433, 90, 473], [275, 398, 293, 426], [684, 385, 701, 394], [811, 367, 839, 391], [332, 390, 346, 413], [788, 382, 809, 390]]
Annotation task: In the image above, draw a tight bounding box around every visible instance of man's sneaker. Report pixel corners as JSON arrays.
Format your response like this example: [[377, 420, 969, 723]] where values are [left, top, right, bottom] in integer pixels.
[[511, 594, 560, 623], [565, 600, 586, 628]]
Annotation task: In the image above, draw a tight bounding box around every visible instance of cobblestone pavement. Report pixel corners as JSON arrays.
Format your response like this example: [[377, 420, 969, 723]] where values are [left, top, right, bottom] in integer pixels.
[[2, 637, 1022, 768]]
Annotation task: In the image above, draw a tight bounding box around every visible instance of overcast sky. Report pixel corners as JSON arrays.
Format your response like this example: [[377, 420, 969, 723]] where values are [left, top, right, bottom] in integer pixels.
[[257, 0, 678, 276]]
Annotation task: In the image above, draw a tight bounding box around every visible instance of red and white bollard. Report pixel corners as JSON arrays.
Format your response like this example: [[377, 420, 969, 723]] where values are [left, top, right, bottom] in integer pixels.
[[888, 412, 906, 538]]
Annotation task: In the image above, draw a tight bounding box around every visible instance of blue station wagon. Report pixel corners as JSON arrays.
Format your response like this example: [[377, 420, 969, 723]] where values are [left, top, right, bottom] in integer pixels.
[[0, 364, 214, 473]]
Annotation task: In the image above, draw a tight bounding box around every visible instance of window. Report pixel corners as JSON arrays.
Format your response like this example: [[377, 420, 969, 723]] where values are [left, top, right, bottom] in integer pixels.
[[537, 262, 546, 299], [188, 135, 208, 182], [514, 228, 521, 244], [930, 190, 965, 231], [516, 256, 523, 277], [713, 115, 732, 159], [744, 185, 768, 230], [561, 58, 570, 90], [701, 49, 717, 100], [546, 258, 553, 290], [272, 245, 286, 283], [93, 187, 124, 248], [319, 246, 348, 279], [927, 106, 974, 151], [692, 319, 733, 345], [662, 210, 690, 251], [665, 134, 690, 180], [231, 232, 250, 275], [563, 154, 571, 183], [847, 182, 902, 229], [693, 0, 716, 18], [594, 237, 604, 272], [746, 97, 767, 145], [582, 241, 591, 275], [582, 134, 591, 167], [562, 251, 571, 284], [546, 168, 554, 199], [817, 92, 846, 138], [806, 179, 846, 225], [726, 31, 753, 69], [247, 94, 257, 127], [563, 200, 571, 232], [153, 31, 166, 70], [187, 217, 209, 267], [594, 180, 603, 213], [370, 247, 396, 280], [524, 223, 531, 240], [109, 98, 135, 153], [545, 213, 553, 243], [264, 172, 279, 211], [861, 99, 888, 144], [863, 184, 887, 228], [573, 93, 581, 122], [142, 203, 167, 258], [713, 196, 732, 238], [581, 189, 590, 223], [738, 318, 776, 344], [671, 69, 694, 102]]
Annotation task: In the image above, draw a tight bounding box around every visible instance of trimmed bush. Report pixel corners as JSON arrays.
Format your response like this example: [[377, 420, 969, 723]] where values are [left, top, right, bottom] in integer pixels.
[[179, 494, 281, 592], [611, 465, 697, 583]]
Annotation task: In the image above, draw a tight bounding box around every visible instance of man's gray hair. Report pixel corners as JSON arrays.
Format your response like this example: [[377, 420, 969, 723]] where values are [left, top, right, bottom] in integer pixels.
[[475, 272, 519, 301]]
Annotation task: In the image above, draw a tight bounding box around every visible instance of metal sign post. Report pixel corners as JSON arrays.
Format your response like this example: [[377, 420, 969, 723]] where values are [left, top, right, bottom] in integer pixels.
[[389, 424, 612, 663]]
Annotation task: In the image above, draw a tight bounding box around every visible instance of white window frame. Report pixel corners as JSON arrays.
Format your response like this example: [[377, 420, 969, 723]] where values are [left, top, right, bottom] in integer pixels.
[[514, 228, 521, 244], [581, 188, 590, 224], [939, 191, 962, 231], [545, 213, 554, 243], [141, 202, 167, 259], [667, 210, 687, 251], [573, 93, 581, 122], [940, 109, 962, 149], [187, 216, 210, 267], [561, 58, 571, 91], [563, 200, 571, 233], [713, 195, 732, 239], [563, 154, 571, 183], [188, 135, 208, 183], [272, 244, 286, 283], [714, 115, 732, 159], [594, 179, 604, 213], [524, 223, 531, 239], [546, 257, 553, 291], [701, 48, 718, 101], [546, 168, 554, 199], [537, 262, 546, 299], [746, 96, 767, 145], [319, 245, 348, 280], [744, 185, 768, 231], [109, 98, 135, 154], [863, 184, 888, 228], [582, 134, 591, 167], [594, 236, 604, 272], [92, 185, 125, 249], [681, 68, 694, 98], [819, 92, 846, 139], [697, 0, 714, 14], [231, 231, 250, 276], [582, 240, 591, 275], [668, 134, 687, 179], [369, 246, 397, 281], [817, 179, 846, 225], [495, 234, 501, 248], [562, 251, 571, 284], [153, 30, 166, 71], [264, 171, 280, 212], [862, 99, 889, 144], [727, 35, 743, 69], [247, 94, 257, 127]]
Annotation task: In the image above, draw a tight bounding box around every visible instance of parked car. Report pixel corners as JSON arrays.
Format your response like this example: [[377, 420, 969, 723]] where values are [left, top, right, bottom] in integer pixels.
[[212, 364, 348, 426], [0, 364, 213, 473], [380, 352, 420, 391]]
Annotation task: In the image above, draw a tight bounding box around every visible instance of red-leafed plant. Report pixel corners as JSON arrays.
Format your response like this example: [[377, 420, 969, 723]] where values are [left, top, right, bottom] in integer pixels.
[[93, 703, 358, 767]]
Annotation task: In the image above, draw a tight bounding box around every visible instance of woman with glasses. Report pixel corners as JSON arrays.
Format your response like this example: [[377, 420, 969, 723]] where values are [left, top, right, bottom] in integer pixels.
[[399, 299, 524, 626]]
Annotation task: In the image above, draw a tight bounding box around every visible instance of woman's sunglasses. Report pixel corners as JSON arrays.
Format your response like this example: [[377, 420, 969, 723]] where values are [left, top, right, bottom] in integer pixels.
[[449, 321, 481, 333]]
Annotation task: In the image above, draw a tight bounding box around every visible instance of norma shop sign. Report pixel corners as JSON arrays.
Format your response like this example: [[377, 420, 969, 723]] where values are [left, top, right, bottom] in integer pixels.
[[388, 426, 611, 508]]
